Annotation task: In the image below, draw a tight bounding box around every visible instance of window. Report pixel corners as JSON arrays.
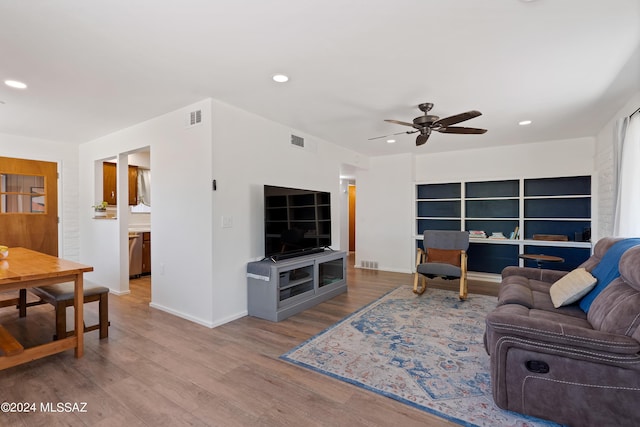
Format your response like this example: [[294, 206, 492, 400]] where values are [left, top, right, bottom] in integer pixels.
[[614, 111, 640, 236], [0, 173, 46, 214]]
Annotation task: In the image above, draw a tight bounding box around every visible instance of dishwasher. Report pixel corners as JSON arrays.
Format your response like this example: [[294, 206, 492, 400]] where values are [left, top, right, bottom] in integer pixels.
[[129, 233, 143, 278]]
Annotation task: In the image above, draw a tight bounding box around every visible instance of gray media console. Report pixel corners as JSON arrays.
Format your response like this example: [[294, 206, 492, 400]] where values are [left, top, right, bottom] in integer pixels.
[[246, 250, 347, 321]]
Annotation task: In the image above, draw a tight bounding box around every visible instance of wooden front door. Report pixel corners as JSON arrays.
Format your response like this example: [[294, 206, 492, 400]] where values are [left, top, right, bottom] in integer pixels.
[[348, 185, 356, 252], [0, 156, 58, 256]]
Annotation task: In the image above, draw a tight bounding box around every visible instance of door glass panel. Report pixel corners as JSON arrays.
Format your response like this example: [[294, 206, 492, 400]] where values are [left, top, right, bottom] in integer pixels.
[[0, 174, 46, 213]]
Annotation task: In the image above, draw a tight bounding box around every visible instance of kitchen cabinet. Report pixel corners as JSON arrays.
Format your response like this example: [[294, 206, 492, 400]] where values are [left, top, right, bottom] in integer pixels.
[[102, 162, 138, 206], [103, 162, 117, 205], [141, 232, 151, 275]]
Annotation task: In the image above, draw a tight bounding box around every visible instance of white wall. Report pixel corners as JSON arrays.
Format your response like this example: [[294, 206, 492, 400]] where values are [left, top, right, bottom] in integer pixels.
[[209, 99, 364, 325], [595, 91, 640, 239], [0, 133, 79, 260], [355, 137, 596, 273], [79, 99, 215, 326], [355, 154, 414, 272], [414, 137, 595, 183]]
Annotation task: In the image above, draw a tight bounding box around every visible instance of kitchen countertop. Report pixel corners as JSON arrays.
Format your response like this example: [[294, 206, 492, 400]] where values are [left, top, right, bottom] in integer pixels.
[[129, 227, 151, 233]]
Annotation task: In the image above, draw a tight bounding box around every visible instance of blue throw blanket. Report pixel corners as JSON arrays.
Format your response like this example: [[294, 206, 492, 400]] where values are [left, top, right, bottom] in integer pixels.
[[579, 238, 640, 312]]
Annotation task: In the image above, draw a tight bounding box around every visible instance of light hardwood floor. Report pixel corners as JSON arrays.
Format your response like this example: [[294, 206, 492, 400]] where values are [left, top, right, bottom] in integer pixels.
[[0, 255, 499, 426]]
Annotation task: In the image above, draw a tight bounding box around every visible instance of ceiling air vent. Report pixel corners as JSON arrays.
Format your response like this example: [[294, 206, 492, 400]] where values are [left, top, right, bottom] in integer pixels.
[[186, 110, 202, 127], [291, 134, 304, 148]]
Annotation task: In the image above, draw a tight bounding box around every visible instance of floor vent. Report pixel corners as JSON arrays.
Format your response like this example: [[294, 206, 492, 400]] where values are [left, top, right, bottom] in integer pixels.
[[360, 260, 379, 270], [291, 134, 304, 148], [187, 110, 202, 127]]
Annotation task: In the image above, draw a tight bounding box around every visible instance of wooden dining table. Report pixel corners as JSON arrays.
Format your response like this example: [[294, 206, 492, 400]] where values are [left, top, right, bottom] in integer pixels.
[[0, 247, 93, 370]]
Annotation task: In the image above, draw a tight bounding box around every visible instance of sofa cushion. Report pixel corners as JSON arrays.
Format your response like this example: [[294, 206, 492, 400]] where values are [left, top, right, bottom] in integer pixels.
[[549, 268, 597, 308], [588, 278, 640, 338], [498, 275, 588, 319], [588, 246, 640, 339], [620, 246, 640, 292]]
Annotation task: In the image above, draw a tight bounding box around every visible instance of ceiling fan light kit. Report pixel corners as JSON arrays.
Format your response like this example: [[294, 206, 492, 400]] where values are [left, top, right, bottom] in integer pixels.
[[370, 102, 487, 146]]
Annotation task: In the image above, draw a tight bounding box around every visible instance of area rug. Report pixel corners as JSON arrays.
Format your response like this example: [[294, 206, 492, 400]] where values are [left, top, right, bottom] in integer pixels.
[[280, 286, 559, 427]]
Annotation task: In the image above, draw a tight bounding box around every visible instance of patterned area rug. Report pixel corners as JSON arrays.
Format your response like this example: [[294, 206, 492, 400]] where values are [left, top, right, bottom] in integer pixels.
[[281, 286, 558, 427]]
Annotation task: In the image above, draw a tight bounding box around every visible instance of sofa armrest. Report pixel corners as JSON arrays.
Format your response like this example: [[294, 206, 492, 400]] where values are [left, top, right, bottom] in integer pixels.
[[486, 308, 640, 356], [501, 266, 568, 283]]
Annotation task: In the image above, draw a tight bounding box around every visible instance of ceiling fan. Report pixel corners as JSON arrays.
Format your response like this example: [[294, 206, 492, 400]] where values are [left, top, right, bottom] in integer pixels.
[[370, 102, 487, 146]]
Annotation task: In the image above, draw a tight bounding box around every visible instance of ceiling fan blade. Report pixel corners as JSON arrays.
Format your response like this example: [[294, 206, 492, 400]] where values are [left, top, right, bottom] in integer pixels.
[[438, 126, 487, 134], [416, 133, 430, 146], [367, 130, 418, 141], [384, 119, 415, 127], [434, 110, 482, 127]]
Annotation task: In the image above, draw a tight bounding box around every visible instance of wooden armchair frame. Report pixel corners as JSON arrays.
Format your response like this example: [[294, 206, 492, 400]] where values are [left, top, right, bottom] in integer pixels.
[[413, 247, 468, 300]]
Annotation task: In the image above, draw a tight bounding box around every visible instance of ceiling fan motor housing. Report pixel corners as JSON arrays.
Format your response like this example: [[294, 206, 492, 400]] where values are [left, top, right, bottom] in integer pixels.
[[413, 115, 439, 126]]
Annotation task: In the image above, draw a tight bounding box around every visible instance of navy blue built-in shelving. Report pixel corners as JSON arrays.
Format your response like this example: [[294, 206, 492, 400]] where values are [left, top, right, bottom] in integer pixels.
[[415, 176, 592, 275]]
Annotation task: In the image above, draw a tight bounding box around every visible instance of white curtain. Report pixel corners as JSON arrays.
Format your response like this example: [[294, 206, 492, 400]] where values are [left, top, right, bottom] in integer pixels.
[[137, 169, 151, 207], [613, 112, 640, 236]]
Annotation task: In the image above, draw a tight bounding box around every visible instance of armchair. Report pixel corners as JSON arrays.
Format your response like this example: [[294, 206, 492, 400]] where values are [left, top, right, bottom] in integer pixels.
[[414, 230, 469, 300]]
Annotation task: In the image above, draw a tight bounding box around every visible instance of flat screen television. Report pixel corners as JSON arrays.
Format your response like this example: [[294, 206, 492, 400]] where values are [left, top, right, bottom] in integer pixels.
[[264, 185, 331, 261]]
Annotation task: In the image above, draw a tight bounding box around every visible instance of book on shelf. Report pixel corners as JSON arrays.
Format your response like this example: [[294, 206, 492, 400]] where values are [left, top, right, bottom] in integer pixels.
[[489, 232, 507, 240], [469, 230, 487, 239], [511, 226, 520, 239]]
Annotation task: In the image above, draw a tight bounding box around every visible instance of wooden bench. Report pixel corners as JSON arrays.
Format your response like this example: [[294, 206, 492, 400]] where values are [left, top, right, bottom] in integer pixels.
[[0, 325, 24, 356], [2, 289, 46, 317], [29, 283, 110, 340]]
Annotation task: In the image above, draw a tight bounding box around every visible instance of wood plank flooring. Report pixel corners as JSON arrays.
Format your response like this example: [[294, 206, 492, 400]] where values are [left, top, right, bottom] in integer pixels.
[[0, 255, 499, 426]]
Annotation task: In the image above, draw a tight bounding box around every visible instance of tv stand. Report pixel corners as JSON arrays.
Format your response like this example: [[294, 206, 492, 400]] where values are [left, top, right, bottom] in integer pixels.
[[269, 247, 326, 262], [247, 250, 347, 321]]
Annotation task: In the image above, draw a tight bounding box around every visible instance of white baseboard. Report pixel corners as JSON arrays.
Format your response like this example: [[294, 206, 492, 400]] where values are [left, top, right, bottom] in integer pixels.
[[148, 301, 247, 329], [354, 265, 412, 274], [467, 272, 501, 283]]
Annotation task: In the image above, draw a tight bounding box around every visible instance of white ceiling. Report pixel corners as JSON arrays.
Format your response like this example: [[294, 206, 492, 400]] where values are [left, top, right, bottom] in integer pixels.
[[1, 0, 639, 156]]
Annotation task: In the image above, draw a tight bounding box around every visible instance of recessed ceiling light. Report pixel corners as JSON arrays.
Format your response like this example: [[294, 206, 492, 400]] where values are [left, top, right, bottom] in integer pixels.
[[272, 74, 289, 83], [519, 120, 532, 126], [386, 139, 396, 144], [4, 80, 27, 89]]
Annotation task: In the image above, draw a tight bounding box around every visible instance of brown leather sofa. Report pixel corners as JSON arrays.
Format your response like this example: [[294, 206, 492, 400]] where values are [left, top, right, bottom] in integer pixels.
[[485, 237, 640, 426]]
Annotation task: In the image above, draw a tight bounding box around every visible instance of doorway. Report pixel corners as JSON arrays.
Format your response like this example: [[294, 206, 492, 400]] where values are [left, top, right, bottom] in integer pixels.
[[348, 184, 356, 252], [0, 156, 59, 256], [126, 149, 151, 300]]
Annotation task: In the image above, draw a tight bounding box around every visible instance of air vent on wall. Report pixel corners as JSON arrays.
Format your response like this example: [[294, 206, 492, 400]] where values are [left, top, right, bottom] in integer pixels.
[[186, 110, 202, 127], [360, 260, 379, 270], [291, 134, 304, 148]]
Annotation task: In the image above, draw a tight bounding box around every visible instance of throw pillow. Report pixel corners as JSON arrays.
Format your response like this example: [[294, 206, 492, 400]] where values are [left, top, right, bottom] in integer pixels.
[[427, 248, 461, 267], [549, 268, 597, 308]]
